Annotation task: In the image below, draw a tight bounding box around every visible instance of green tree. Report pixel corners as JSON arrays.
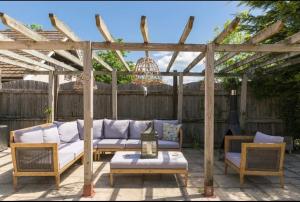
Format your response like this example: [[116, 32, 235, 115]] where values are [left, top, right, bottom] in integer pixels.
[[26, 24, 43, 31], [93, 39, 135, 84]]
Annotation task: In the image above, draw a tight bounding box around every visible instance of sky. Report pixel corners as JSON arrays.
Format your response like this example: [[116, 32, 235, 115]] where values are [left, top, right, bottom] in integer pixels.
[[0, 1, 254, 84]]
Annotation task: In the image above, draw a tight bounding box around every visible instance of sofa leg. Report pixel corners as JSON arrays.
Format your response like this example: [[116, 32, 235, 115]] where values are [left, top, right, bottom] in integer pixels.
[[81, 156, 84, 165], [55, 175, 60, 189], [240, 174, 244, 186], [110, 173, 114, 187], [280, 175, 284, 188], [12, 174, 18, 191]]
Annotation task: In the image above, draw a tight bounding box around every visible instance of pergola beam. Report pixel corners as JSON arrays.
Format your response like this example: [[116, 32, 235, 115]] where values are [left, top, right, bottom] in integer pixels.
[[0, 32, 78, 71], [216, 20, 284, 67], [0, 12, 83, 67], [95, 14, 131, 71], [214, 43, 300, 52], [166, 16, 194, 72], [183, 52, 205, 73], [0, 55, 47, 71], [49, 13, 113, 72], [213, 17, 240, 44], [140, 16, 149, 57]]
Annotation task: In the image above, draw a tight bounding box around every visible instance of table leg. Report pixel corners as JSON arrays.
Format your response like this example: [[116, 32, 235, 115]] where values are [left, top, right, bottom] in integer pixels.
[[110, 173, 114, 187], [184, 172, 188, 187]]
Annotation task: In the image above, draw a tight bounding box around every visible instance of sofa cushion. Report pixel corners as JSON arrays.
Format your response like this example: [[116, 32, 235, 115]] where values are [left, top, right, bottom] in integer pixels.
[[125, 139, 141, 149], [154, 120, 178, 139], [97, 139, 126, 149], [43, 124, 60, 145], [129, 120, 152, 139], [77, 119, 104, 140], [55, 121, 80, 143], [254, 131, 284, 144], [158, 140, 180, 149], [103, 119, 129, 139], [226, 152, 241, 168], [59, 141, 84, 157], [59, 151, 75, 169], [162, 123, 181, 142], [14, 126, 44, 143]]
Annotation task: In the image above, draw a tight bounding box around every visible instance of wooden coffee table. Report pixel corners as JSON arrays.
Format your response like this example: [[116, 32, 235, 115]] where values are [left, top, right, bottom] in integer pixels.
[[109, 151, 188, 187]]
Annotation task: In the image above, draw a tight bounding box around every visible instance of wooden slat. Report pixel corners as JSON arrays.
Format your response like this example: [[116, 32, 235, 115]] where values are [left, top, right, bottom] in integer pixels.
[[265, 56, 300, 73], [112, 69, 117, 119], [213, 17, 240, 44], [240, 74, 248, 130], [49, 13, 113, 71], [166, 16, 194, 72], [177, 72, 183, 123], [0, 41, 84, 50], [214, 43, 300, 52], [204, 43, 214, 197], [0, 32, 77, 71], [216, 20, 284, 67], [0, 55, 46, 71], [95, 14, 131, 71], [0, 12, 83, 67], [140, 16, 149, 57], [82, 41, 94, 197], [183, 52, 205, 73]]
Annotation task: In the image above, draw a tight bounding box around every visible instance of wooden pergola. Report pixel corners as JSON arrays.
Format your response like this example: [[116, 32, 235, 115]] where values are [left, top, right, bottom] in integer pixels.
[[0, 12, 300, 197]]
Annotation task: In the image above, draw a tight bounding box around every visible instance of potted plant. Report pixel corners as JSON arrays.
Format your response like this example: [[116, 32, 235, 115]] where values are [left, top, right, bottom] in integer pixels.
[[44, 107, 52, 123]]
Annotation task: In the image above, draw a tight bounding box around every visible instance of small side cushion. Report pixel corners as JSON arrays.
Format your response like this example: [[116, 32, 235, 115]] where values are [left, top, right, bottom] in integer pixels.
[[226, 152, 241, 168], [77, 119, 104, 140], [97, 139, 126, 149], [154, 120, 178, 139], [158, 140, 180, 149], [254, 131, 284, 144], [129, 120, 152, 139], [55, 121, 80, 143], [162, 123, 181, 142], [43, 124, 60, 145], [103, 119, 129, 139], [14, 126, 44, 143]]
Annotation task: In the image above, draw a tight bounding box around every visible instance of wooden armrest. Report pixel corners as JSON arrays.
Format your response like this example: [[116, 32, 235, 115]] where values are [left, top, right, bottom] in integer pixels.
[[11, 143, 58, 149], [224, 136, 254, 154]]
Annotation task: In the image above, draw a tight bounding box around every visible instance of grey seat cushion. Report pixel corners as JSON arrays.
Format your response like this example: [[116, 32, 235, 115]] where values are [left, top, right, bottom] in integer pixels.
[[226, 152, 241, 168], [154, 120, 178, 139], [43, 124, 60, 145], [103, 119, 129, 139], [110, 151, 188, 170], [158, 140, 180, 149], [77, 119, 104, 140], [55, 121, 80, 143], [125, 139, 141, 149], [97, 139, 126, 149], [14, 126, 44, 143], [59, 141, 84, 157], [59, 151, 75, 169], [129, 120, 152, 139], [254, 131, 284, 143]]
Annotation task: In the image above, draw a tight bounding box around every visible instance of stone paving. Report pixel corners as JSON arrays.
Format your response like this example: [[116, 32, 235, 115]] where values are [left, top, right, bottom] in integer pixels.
[[1, 148, 300, 201]]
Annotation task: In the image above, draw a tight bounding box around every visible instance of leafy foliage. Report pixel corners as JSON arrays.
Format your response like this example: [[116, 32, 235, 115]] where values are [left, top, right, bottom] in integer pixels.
[[93, 39, 135, 84], [26, 24, 43, 31]]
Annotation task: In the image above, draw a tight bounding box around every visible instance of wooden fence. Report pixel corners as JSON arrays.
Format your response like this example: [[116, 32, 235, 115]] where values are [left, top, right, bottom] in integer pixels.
[[0, 80, 284, 147]]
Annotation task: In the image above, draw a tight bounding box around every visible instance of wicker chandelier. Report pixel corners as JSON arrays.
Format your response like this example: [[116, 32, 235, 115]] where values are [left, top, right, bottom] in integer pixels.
[[132, 57, 162, 86]]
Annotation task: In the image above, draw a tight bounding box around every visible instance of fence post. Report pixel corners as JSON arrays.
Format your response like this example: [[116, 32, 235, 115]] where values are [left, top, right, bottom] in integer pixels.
[[112, 69, 118, 120], [173, 70, 178, 119], [178, 72, 183, 123], [48, 71, 55, 122], [240, 73, 248, 131]]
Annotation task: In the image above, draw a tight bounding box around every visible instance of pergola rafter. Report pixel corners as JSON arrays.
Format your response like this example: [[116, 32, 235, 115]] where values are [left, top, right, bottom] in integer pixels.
[[140, 16, 150, 57]]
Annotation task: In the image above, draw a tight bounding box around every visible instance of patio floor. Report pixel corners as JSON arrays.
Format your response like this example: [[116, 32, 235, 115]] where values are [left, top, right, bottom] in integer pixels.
[[1, 148, 300, 201]]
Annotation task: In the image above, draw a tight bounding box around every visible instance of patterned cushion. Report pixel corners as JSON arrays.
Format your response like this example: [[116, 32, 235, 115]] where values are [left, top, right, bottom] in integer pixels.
[[129, 120, 152, 139], [162, 123, 181, 142], [254, 131, 284, 144], [14, 126, 44, 143], [103, 119, 129, 139], [77, 119, 104, 140], [43, 124, 60, 145], [154, 120, 178, 139], [55, 121, 80, 143]]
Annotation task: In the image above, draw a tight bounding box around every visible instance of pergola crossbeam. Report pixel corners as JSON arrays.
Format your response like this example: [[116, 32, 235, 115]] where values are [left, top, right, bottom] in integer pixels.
[[166, 16, 194, 72], [0, 55, 46, 71], [95, 14, 131, 71]]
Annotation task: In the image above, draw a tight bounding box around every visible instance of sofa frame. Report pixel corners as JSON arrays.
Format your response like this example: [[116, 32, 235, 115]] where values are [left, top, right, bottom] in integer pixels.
[[224, 136, 286, 188]]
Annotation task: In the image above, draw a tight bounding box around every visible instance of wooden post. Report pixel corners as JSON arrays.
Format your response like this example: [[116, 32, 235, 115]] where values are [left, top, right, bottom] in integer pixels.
[[82, 41, 95, 198], [53, 74, 59, 121], [173, 70, 178, 119], [240, 74, 248, 131], [48, 71, 55, 123], [204, 43, 215, 197], [0, 70, 2, 89], [112, 69, 118, 120], [178, 72, 183, 123]]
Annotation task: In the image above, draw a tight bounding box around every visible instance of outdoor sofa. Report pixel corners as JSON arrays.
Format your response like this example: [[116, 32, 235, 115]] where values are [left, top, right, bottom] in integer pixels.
[[10, 119, 182, 189], [224, 131, 286, 188]]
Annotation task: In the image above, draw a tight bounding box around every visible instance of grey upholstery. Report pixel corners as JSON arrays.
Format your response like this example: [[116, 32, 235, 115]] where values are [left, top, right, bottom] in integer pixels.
[[158, 140, 180, 149], [226, 152, 241, 168], [43, 124, 60, 145], [110, 151, 188, 169], [254, 131, 284, 143], [125, 139, 141, 149], [77, 119, 103, 140], [104, 119, 129, 139], [129, 120, 152, 139], [55, 121, 80, 143], [97, 139, 126, 149], [14, 126, 44, 143], [59, 141, 84, 157], [59, 151, 76, 169], [154, 120, 178, 139]]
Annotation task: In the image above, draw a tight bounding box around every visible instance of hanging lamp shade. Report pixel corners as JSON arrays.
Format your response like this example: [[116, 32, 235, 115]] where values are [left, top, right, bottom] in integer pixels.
[[132, 57, 162, 85]]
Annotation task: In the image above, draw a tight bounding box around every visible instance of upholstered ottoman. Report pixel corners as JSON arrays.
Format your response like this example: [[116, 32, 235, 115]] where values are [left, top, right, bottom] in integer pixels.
[[109, 151, 188, 186]]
